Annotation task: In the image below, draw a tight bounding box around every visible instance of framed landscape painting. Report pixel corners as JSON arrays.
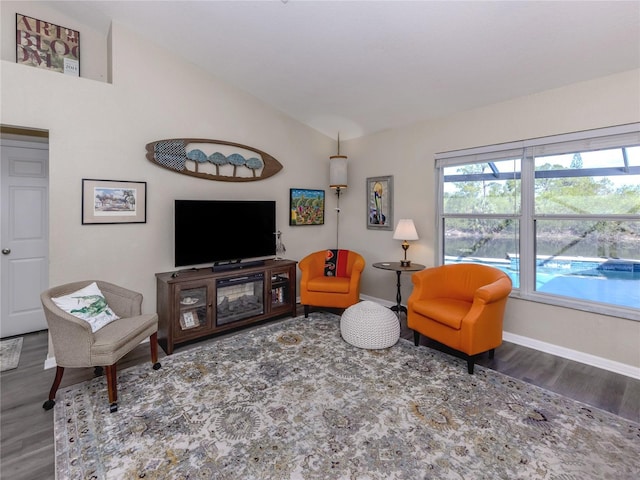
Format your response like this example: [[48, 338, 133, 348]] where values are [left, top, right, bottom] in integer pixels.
[[289, 188, 325, 225], [82, 179, 147, 224], [366, 175, 393, 230]]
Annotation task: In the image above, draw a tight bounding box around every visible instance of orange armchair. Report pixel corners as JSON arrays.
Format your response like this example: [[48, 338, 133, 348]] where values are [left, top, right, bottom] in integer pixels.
[[407, 263, 512, 374], [299, 249, 365, 317]]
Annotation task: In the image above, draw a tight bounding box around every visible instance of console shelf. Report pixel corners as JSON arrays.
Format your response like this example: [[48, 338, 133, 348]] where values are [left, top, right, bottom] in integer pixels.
[[156, 259, 297, 354]]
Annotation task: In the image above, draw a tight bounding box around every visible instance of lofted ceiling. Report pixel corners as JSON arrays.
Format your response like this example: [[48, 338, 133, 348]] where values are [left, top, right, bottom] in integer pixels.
[[45, 0, 640, 140]]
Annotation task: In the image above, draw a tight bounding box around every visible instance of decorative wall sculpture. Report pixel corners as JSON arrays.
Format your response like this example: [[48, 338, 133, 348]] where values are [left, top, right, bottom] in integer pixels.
[[145, 138, 282, 182]]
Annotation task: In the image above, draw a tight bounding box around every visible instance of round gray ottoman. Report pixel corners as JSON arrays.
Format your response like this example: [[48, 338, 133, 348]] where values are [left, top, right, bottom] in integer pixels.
[[340, 300, 400, 349]]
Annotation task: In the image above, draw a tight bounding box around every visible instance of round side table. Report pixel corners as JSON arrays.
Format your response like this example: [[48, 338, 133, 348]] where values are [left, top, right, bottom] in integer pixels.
[[372, 262, 426, 315]]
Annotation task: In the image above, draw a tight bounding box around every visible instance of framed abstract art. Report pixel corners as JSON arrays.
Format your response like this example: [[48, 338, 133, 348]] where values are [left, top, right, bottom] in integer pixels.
[[289, 188, 325, 226]]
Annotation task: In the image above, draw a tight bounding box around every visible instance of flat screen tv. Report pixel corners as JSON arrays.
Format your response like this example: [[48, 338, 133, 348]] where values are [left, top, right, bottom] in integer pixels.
[[175, 200, 276, 267]]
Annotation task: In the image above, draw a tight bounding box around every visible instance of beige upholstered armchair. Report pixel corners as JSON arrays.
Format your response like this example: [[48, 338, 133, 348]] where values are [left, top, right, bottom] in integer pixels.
[[40, 280, 161, 413]]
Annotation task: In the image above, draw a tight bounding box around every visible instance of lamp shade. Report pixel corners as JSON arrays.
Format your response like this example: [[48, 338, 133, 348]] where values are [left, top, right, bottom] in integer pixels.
[[393, 219, 419, 240], [329, 155, 348, 189]]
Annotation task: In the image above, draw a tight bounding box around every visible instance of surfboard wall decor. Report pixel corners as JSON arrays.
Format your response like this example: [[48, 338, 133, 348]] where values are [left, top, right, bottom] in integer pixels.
[[146, 138, 283, 182]]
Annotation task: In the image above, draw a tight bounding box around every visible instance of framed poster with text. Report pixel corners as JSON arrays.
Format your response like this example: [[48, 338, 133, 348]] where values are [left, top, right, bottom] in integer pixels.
[[16, 13, 80, 76]]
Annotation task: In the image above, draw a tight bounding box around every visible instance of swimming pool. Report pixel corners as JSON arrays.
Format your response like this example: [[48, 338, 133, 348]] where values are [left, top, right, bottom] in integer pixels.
[[445, 256, 640, 309]]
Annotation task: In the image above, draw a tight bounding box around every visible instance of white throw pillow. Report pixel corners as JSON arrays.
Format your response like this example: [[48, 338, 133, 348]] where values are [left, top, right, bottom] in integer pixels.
[[52, 282, 120, 332]]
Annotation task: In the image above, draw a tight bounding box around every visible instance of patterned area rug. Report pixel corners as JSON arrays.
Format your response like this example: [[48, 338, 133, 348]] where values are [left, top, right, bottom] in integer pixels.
[[54, 313, 639, 479], [0, 337, 23, 372]]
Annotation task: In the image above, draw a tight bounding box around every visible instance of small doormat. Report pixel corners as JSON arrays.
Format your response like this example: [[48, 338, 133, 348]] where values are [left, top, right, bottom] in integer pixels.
[[0, 337, 23, 372]]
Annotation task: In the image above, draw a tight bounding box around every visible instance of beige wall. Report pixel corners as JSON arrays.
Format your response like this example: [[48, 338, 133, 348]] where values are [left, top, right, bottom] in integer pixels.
[[346, 69, 640, 373], [1, 18, 337, 310], [1, 2, 639, 373]]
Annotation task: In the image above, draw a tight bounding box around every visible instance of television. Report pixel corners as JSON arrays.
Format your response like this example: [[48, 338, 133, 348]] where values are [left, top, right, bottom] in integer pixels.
[[174, 200, 276, 268]]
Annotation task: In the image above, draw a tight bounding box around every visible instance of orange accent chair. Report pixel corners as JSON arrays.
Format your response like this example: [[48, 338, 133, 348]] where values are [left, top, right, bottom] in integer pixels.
[[299, 249, 366, 317], [407, 263, 512, 374]]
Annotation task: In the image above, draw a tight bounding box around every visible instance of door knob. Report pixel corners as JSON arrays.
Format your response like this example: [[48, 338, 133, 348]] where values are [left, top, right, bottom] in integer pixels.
[[2, 248, 10, 255]]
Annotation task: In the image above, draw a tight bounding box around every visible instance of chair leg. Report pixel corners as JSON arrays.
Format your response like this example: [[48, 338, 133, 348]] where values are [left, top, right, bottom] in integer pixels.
[[488, 348, 495, 359], [106, 364, 118, 412], [467, 357, 475, 375], [43, 366, 65, 410], [304, 305, 309, 318], [413, 330, 420, 346], [150, 332, 162, 370], [103, 333, 161, 414]]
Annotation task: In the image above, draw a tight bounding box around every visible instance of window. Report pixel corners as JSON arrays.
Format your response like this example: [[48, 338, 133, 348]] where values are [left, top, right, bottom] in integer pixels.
[[436, 124, 640, 319]]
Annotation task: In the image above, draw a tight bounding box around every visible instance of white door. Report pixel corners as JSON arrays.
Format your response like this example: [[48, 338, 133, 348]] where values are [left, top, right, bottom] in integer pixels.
[[0, 139, 49, 337]]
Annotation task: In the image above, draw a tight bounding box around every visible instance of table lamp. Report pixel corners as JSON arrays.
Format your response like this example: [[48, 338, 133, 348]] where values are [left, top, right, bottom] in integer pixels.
[[393, 219, 419, 267]]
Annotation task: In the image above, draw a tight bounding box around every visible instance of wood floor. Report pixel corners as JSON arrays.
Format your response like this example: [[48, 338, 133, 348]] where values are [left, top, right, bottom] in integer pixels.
[[2, 309, 639, 480]]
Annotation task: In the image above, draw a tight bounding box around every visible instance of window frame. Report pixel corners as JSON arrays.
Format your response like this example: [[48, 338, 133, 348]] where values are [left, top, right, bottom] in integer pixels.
[[435, 123, 640, 321]]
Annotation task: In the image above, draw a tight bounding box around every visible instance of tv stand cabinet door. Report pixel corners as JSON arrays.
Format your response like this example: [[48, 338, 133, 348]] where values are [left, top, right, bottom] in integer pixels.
[[157, 276, 214, 354], [172, 280, 215, 341], [268, 262, 297, 317]]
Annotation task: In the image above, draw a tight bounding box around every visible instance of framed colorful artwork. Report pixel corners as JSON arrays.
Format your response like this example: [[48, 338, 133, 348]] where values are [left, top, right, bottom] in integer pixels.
[[82, 179, 147, 224], [289, 188, 325, 225], [366, 175, 393, 230]]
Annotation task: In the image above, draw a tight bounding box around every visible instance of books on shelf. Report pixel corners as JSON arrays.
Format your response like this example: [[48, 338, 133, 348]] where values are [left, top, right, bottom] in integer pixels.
[[272, 286, 285, 304]]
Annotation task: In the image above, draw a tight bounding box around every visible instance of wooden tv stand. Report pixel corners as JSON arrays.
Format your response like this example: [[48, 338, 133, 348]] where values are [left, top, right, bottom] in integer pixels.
[[156, 259, 297, 354]]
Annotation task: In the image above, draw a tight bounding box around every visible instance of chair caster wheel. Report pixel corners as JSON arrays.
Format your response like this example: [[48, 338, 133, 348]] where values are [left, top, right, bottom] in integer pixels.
[[43, 399, 55, 410], [109, 403, 118, 413], [153, 362, 162, 370]]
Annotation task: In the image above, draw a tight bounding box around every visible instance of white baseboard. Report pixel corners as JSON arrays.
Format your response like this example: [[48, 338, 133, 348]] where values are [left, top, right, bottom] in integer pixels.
[[502, 332, 640, 380], [359, 295, 395, 308], [44, 356, 56, 370], [360, 295, 640, 380]]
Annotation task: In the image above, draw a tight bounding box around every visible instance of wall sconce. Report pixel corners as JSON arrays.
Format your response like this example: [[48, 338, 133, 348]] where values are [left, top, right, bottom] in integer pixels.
[[393, 219, 419, 267], [330, 134, 348, 248]]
